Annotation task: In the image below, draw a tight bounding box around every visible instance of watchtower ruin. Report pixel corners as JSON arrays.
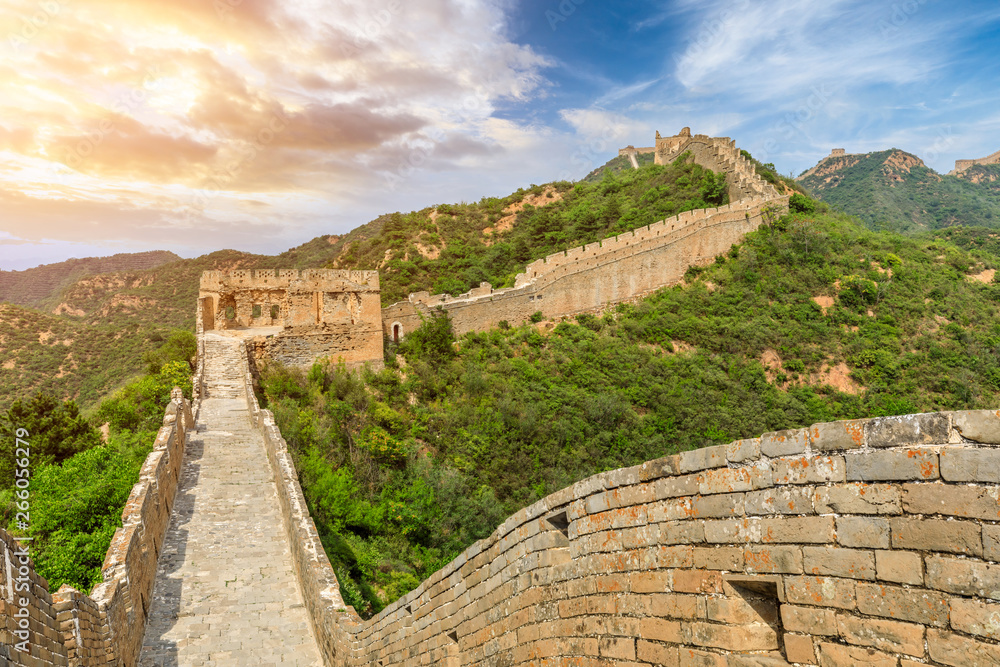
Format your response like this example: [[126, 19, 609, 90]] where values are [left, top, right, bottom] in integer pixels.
[[198, 269, 383, 369]]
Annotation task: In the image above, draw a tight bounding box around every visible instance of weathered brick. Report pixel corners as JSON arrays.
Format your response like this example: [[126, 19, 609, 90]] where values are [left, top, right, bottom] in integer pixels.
[[760, 428, 809, 457], [638, 617, 685, 644], [678, 445, 728, 473], [867, 412, 950, 447], [704, 518, 760, 544], [639, 455, 681, 481], [692, 547, 743, 571], [727, 437, 760, 463], [926, 555, 1000, 600], [803, 547, 875, 580], [636, 640, 678, 666], [686, 621, 779, 651], [647, 593, 705, 620], [817, 641, 897, 666], [598, 636, 635, 660], [773, 455, 845, 484], [951, 409, 1000, 444], [658, 520, 705, 545], [654, 474, 700, 500], [984, 524, 1000, 562], [672, 570, 722, 595], [813, 482, 901, 515], [928, 628, 1000, 667], [631, 570, 671, 593], [874, 549, 922, 585], [837, 516, 890, 549], [760, 516, 835, 544], [784, 633, 815, 664], [706, 597, 778, 625], [940, 448, 1000, 483], [781, 604, 838, 635], [677, 647, 726, 666], [856, 581, 950, 626], [837, 613, 925, 657], [784, 576, 856, 610], [697, 468, 753, 495], [745, 487, 814, 515], [903, 481, 1000, 520], [656, 545, 694, 568], [744, 546, 803, 574], [846, 448, 939, 481], [890, 516, 982, 556], [690, 493, 745, 519], [811, 419, 866, 452], [951, 597, 1000, 640]]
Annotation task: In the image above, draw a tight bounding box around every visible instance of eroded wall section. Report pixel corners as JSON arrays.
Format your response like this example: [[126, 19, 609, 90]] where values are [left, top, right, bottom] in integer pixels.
[[199, 269, 383, 369]]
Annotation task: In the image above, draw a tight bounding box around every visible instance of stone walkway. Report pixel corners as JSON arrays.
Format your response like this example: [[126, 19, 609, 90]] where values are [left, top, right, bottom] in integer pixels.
[[139, 335, 323, 666]]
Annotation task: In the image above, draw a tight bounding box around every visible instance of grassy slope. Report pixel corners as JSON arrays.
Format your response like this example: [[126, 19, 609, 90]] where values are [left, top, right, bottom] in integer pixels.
[[263, 201, 1000, 617], [800, 150, 1000, 232]]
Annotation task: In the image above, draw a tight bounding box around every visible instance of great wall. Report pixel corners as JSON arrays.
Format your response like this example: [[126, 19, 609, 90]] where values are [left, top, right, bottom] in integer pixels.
[[6, 131, 1000, 665], [951, 149, 1000, 176]]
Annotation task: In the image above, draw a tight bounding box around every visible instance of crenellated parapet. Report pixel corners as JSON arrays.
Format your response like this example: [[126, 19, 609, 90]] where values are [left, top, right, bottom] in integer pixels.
[[383, 129, 789, 340]]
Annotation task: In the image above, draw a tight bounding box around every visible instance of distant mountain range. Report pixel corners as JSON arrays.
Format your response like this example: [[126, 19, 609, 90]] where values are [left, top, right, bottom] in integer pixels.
[[798, 148, 1000, 231]]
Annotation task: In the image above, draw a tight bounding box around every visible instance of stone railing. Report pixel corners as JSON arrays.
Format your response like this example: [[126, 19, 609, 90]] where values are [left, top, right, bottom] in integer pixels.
[[0, 390, 194, 667], [342, 410, 1000, 666]]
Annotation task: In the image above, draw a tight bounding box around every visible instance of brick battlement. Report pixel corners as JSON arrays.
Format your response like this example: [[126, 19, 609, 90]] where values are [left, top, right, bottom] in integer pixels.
[[383, 129, 789, 340], [952, 148, 1000, 175]]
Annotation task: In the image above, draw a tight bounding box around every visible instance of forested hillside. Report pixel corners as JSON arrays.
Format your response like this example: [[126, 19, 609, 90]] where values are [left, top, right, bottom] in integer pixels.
[[260, 200, 1000, 617], [799, 149, 1000, 231]]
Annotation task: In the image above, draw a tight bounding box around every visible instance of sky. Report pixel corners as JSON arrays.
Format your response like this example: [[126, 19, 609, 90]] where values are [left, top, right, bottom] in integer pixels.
[[2, 0, 1000, 270]]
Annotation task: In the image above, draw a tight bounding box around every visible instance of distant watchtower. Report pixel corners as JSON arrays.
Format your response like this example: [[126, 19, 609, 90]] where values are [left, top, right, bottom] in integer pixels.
[[831, 148, 846, 157]]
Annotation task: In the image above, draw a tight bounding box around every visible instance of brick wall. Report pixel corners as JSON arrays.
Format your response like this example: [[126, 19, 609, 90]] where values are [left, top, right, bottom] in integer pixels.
[[1, 392, 194, 667], [953, 148, 1000, 174], [335, 410, 1000, 666], [382, 131, 789, 340]]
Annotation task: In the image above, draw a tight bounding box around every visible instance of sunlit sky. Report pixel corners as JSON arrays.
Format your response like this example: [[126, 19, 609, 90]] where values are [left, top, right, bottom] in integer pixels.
[[2, 0, 1000, 269]]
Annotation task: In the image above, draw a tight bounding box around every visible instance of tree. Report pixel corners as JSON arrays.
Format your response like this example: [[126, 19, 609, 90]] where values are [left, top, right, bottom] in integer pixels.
[[0, 392, 101, 489]]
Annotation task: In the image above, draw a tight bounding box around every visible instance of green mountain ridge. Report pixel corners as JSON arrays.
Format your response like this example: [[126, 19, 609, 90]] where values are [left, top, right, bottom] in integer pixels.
[[799, 148, 1000, 231]]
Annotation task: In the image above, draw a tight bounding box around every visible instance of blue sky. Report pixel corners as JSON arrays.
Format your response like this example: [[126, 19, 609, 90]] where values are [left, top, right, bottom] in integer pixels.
[[2, 0, 1000, 269]]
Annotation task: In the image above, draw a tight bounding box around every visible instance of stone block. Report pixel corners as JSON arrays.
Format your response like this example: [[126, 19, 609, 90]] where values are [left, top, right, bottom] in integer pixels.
[[903, 481, 1000, 520], [744, 546, 803, 574], [925, 555, 1000, 600], [660, 520, 706, 545], [678, 445, 728, 473], [704, 518, 760, 544], [686, 621, 778, 652], [813, 483, 901, 515], [866, 412, 950, 447], [654, 474, 700, 500], [874, 549, 922, 585], [836, 613, 925, 657], [745, 487, 814, 515], [781, 604, 838, 635], [855, 581, 950, 626], [817, 641, 897, 666], [810, 419, 866, 452], [697, 468, 753, 495], [772, 456, 845, 484], [803, 547, 875, 580], [951, 597, 1000, 641], [784, 634, 815, 664], [845, 449, 939, 481], [639, 455, 681, 482], [784, 576, 857, 610], [760, 516, 835, 544], [706, 596, 778, 625], [636, 640, 678, 666], [638, 617, 685, 644], [671, 570, 722, 595], [985, 524, 1000, 562], [928, 628, 1000, 667], [951, 409, 1000, 444], [647, 593, 705, 620], [890, 517, 982, 556], [836, 516, 890, 549], [940, 448, 1000, 483], [727, 437, 760, 463], [692, 547, 743, 571], [760, 428, 809, 457]]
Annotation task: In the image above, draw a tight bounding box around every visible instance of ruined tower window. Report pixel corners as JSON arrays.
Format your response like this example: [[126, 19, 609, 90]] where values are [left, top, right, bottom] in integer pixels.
[[252, 304, 262, 318], [393, 324, 401, 343], [271, 305, 280, 319], [225, 306, 236, 320]]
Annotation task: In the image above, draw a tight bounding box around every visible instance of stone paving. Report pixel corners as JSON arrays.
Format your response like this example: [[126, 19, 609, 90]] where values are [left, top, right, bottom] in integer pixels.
[[139, 335, 323, 666]]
